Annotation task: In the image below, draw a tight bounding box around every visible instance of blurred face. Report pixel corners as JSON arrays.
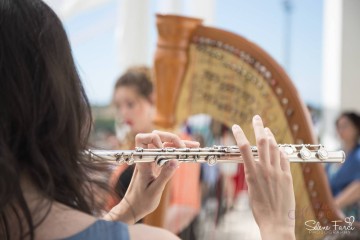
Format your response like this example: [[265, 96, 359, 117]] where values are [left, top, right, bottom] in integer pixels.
[[336, 116, 359, 144], [113, 86, 154, 134]]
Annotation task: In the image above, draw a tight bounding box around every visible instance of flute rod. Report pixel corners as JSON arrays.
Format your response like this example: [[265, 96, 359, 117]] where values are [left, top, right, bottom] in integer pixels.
[[87, 144, 345, 166]]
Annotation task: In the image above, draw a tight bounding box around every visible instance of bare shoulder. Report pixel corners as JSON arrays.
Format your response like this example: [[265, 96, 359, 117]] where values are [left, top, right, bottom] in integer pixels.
[[35, 201, 97, 239], [36, 201, 179, 240], [128, 224, 180, 240]]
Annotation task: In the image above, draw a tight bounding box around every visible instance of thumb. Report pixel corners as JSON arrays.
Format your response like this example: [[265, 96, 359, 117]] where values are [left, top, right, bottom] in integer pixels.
[[150, 159, 178, 191]]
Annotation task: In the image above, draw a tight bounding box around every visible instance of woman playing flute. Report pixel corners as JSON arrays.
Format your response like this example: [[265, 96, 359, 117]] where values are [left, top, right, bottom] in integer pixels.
[[0, 0, 295, 239]]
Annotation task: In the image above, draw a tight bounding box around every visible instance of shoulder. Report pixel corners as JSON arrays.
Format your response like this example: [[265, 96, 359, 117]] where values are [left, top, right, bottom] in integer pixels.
[[349, 146, 360, 165], [37, 202, 129, 240], [354, 146, 360, 159], [128, 224, 180, 240], [36, 202, 98, 239]]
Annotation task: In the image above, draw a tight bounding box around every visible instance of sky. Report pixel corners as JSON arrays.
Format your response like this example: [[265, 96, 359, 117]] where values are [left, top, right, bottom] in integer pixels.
[[62, 0, 323, 107]]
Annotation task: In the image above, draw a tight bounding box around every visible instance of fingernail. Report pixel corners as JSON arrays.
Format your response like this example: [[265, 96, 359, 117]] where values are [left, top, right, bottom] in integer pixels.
[[264, 127, 270, 134], [253, 115, 261, 121], [169, 160, 178, 169], [232, 124, 240, 131]]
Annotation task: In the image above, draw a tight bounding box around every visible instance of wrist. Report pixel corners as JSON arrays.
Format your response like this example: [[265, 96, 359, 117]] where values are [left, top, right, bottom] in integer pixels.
[[124, 192, 150, 220], [103, 198, 136, 224], [122, 196, 137, 223]]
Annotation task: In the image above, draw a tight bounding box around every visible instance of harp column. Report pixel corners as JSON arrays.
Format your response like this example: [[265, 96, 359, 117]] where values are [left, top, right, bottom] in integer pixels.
[[153, 15, 202, 128]]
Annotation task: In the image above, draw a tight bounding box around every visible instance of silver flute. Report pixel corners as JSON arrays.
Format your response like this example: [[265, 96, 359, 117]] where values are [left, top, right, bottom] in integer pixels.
[[88, 144, 345, 166]]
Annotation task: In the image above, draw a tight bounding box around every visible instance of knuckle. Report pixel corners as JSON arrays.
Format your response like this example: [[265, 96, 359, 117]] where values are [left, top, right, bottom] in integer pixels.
[[262, 172, 271, 183], [238, 141, 250, 151], [260, 165, 274, 179], [256, 137, 268, 147], [152, 133, 161, 143], [170, 134, 179, 141], [283, 172, 293, 184], [269, 142, 278, 151], [135, 133, 144, 140], [245, 171, 255, 183]]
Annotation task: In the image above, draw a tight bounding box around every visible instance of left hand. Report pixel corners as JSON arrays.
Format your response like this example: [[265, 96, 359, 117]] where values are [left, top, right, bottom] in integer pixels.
[[104, 130, 199, 224], [232, 116, 296, 240]]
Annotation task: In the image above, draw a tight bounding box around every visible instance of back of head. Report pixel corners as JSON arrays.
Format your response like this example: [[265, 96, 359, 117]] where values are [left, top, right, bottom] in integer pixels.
[[0, 0, 106, 238], [114, 66, 153, 102]]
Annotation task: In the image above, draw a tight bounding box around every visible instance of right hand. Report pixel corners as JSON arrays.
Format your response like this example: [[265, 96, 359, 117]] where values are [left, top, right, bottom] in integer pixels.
[[104, 130, 199, 224], [125, 130, 199, 221], [232, 115, 296, 240]]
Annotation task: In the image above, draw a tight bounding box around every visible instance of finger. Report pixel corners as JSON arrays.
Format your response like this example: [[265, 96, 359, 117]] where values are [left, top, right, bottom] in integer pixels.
[[183, 140, 200, 148], [135, 133, 162, 148], [279, 148, 291, 172], [152, 130, 186, 148], [232, 124, 256, 175], [163, 140, 200, 148], [134, 133, 162, 177], [150, 159, 178, 192], [148, 143, 158, 149], [135, 162, 156, 180], [264, 127, 281, 170], [253, 115, 270, 166]]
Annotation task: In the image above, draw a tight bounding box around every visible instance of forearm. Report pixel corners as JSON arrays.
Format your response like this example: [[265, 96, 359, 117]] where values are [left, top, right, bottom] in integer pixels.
[[335, 181, 360, 208]]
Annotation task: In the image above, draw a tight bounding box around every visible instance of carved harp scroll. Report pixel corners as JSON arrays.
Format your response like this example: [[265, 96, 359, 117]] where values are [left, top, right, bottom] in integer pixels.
[[153, 14, 351, 239]]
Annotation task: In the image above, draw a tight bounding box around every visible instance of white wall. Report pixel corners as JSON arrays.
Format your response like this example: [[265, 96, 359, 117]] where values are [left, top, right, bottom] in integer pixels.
[[322, 0, 360, 148], [340, 0, 360, 111]]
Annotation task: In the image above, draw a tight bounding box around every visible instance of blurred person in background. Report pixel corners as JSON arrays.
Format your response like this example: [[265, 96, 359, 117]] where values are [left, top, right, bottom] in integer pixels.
[[108, 66, 155, 201], [113, 66, 154, 149], [108, 66, 201, 239], [326, 111, 360, 220]]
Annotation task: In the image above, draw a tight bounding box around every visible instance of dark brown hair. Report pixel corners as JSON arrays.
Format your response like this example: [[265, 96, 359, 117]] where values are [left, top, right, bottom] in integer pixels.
[[336, 111, 360, 142], [0, 0, 109, 238], [114, 66, 153, 102]]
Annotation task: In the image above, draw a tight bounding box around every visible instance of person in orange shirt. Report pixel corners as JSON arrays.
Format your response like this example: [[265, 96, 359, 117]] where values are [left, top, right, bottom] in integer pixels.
[[109, 66, 201, 237], [166, 132, 201, 238]]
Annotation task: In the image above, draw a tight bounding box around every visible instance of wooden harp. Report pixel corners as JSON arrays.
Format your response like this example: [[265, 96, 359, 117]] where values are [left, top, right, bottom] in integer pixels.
[[152, 14, 357, 239]]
